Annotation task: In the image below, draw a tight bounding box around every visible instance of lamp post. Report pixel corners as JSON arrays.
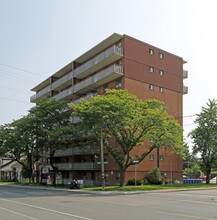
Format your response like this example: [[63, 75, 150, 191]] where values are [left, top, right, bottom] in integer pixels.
[[134, 160, 139, 186]]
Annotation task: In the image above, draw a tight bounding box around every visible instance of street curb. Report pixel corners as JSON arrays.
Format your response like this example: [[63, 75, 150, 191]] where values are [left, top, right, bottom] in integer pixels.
[[1, 184, 217, 196]]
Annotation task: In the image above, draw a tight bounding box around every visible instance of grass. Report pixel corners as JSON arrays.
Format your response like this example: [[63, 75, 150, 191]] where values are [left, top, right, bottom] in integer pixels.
[[0, 181, 16, 185], [84, 183, 217, 192]]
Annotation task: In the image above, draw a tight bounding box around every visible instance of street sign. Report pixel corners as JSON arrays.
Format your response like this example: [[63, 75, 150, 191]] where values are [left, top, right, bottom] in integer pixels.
[[96, 161, 109, 165]]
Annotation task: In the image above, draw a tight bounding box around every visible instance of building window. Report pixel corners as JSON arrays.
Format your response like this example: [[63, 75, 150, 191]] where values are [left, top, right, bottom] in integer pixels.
[[149, 155, 154, 160], [149, 84, 154, 90], [116, 172, 120, 181], [159, 52, 164, 59], [149, 48, 154, 55], [159, 70, 164, 76], [159, 155, 164, 160], [115, 78, 122, 88], [103, 84, 108, 92], [149, 66, 154, 73], [105, 172, 109, 181], [159, 87, 164, 93]]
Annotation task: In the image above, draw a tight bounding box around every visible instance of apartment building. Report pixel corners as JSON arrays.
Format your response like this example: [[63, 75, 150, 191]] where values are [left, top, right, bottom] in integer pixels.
[[30, 33, 188, 186]]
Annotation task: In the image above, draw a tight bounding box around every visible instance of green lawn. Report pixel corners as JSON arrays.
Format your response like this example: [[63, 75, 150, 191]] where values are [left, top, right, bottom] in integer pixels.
[[0, 182, 16, 185], [84, 183, 217, 191]]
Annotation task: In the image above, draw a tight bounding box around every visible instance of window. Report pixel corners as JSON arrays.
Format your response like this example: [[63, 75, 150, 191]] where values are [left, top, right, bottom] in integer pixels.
[[149, 155, 154, 160], [149, 66, 154, 73], [159, 70, 164, 76], [105, 172, 109, 181], [103, 83, 108, 92], [159, 52, 164, 59], [115, 78, 122, 88], [149, 84, 154, 90], [159, 155, 164, 161], [159, 87, 164, 93], [149, 48, 154, 55], [116, 172, 120, 181]]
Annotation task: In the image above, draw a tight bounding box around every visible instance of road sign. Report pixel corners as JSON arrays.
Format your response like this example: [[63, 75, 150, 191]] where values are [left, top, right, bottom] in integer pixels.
[[96, 161, 109, 165]]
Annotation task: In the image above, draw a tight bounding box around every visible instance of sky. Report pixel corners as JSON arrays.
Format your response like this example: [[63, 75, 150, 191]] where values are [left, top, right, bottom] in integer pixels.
[[0, 0, 217, 148]]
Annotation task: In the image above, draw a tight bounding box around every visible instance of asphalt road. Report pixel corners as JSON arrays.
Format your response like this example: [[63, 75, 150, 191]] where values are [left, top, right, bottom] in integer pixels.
[[0, 185, 217, 220]]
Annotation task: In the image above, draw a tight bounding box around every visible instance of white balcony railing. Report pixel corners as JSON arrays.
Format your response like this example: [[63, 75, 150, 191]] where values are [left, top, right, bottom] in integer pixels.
[[54, 146, 99, 157], [52, 71, 73, 90], [73, 162, 101, 170], [73, 45, 123, 79], [30, 85, 51, 102], [183, 85, 188, 94], [183, 70, 188, 79], [52, 86, 74, 100], [74, 65, 123, 94], [73, 93, 93, 105], [54, 162, 101, 170]]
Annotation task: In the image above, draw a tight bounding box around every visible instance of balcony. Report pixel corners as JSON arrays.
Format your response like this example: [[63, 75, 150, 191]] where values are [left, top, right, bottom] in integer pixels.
[[54, 146, 99, 157], [73, 93, 93, 105], [74, 65, 123, 94], [74, 45, 123, 79], [30, 85, 51, 102], [52, 71, 73, 91], [52, 86, 74, 101], [54, 149, 73, 157], [54, 162, 101, 171], [183, 85, 188, 94], [73, 162, 101, 170], [54, 163, 73, 170], [183, 70, 188, 79]]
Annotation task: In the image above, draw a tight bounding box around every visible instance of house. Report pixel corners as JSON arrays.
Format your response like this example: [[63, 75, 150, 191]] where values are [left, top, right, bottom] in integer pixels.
[[0, 158, 22, 182]]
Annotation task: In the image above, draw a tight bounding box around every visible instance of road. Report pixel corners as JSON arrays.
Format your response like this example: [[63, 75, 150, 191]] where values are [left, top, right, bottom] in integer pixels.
[[0, 185, 217, 220]]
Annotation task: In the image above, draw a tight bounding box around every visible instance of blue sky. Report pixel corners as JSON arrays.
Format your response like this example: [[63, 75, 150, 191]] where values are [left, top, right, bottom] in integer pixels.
[[0, 0, 217, 146]]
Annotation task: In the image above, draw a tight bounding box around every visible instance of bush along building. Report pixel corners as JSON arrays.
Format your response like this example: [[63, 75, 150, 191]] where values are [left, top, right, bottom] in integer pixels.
[[30, 33, 188, 186]]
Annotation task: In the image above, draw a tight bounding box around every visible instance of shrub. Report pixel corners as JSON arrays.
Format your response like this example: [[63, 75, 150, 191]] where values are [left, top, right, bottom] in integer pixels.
[[146, 167, 163, 185], [126, 178, 143, 186]]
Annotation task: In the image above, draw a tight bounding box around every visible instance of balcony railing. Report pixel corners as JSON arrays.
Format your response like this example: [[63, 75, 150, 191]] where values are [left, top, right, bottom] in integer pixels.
[[54, 146, 99, 157], [52, 86, 74, 101], [183, 85, 188, 94], [30, 85, 51, 102], [73, 45, 123, 79], [73, 93, 93, 105], [74, 65, 123, 94], [183, 70, 188, 79], [54, 162, 101, 170], [52, 71, 73, 90], [73, 162, 101, 170], [54, 163, 73, 170]]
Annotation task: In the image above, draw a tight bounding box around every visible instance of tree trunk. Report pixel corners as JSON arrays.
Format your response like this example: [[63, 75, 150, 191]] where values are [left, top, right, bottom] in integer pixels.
[[119, 169, 125, 187], [205, 170, 211, 184]]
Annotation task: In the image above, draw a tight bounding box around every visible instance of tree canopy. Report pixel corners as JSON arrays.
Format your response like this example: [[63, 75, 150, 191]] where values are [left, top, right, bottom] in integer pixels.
[[0, 98, 76, 184], [189, 99, 217, 183], [69, 89, 185, 186]]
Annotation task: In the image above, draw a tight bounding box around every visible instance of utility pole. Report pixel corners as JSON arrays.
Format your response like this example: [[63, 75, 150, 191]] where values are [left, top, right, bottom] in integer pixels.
[[100, 129, 105, 190]]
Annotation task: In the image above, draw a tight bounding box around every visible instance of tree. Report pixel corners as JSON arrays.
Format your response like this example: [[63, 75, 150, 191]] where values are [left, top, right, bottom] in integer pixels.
[[0, 98, 76, 185], [189, 99, 217, 184], [70, 89, 185, 187], [28, 98, 76, 186], [0, 116, 39, 183]]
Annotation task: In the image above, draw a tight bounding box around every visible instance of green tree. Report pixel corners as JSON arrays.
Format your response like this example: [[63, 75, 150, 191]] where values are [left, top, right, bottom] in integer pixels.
[[189, 99, 217, 184], [0, 98, 76, 185], [29, 98, 76, 185], [0, 116, 39, 183], [70, 89, 185, 187]]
